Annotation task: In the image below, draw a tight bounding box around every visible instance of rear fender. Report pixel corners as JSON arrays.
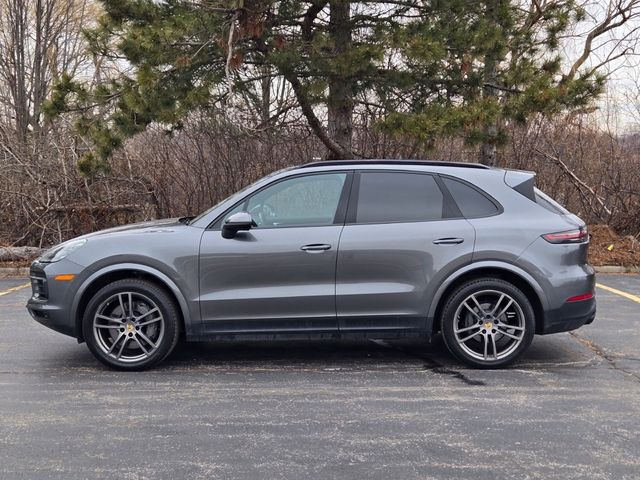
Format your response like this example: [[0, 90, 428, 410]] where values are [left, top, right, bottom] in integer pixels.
[[426, 261, 549, 331]]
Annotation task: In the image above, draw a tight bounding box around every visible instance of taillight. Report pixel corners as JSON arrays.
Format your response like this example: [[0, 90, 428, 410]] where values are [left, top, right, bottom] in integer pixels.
[[566, 292, 594, 302], [542, 227, 588, 244]]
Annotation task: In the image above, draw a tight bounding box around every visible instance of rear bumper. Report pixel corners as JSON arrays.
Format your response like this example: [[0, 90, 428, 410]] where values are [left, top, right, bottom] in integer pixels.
[[516, 234, 596, 335], [540, 297, 596, 334]]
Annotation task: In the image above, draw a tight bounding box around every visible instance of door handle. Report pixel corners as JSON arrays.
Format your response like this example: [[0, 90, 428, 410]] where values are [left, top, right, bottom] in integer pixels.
[[300, 244, 332, 252], [433, 237, 464, 245]]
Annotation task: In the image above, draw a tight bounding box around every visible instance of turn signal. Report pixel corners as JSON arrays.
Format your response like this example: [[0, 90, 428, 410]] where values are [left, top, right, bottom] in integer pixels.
[[54, 274, 76, 281]]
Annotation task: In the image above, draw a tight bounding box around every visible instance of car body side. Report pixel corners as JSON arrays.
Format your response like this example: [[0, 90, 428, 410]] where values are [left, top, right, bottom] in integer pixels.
[[26, 163, 595, 343]]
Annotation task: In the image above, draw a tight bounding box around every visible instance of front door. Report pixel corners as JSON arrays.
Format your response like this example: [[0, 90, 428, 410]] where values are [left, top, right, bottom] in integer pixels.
[[199, 171, 351, 334]]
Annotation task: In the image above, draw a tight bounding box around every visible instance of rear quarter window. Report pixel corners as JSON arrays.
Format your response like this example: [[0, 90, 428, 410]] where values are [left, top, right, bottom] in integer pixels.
[[441, 176, 500, 218], [534, 188, 570, 215]]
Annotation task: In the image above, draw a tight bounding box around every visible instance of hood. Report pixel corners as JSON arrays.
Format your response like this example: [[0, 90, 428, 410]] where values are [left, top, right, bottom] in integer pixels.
[[74, 217, 187, 241]]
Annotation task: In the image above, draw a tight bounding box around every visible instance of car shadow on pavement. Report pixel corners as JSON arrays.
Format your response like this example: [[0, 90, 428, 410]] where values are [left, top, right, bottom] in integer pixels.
[[32, 332, 597, 376], [157, 333, 596, 372], [165, 338, 443, 369]]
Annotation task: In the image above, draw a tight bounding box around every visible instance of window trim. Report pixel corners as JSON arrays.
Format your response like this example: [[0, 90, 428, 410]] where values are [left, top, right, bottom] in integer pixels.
[[437, 173, 503, 219], [208, 170, 354, 230], [345, 169, 460, 226]]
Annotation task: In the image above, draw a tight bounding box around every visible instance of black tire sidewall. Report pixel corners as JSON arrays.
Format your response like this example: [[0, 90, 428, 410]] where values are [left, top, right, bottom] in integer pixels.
[[83, 279, 180, 370], [441, 278, 535, 369]]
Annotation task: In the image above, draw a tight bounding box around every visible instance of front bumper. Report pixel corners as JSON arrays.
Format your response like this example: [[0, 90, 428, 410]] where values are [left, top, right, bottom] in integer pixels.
[[26, 260, 83, 339], [27, 300, 77, 337]]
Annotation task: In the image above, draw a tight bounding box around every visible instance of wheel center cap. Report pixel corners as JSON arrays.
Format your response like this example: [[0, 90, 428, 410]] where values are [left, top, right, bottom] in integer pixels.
[[484, 321, 494, 329], [126, 323, 135, 332]]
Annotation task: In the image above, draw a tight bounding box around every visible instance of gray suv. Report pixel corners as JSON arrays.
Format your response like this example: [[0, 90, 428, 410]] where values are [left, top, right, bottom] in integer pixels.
[[27, 160, 595, 370]]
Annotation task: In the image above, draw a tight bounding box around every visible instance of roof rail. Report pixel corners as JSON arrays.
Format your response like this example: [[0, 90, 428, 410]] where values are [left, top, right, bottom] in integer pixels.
[[298, 159, 490, 169]]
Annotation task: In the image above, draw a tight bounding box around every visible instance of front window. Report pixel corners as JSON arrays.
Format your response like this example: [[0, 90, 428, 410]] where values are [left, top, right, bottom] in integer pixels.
[[226, 173, 347, 228]]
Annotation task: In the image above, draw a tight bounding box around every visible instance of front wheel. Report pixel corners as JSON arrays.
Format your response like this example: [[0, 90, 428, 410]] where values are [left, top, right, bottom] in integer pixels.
[[83, 279, 181, 370], [441, 278, 535, 368]]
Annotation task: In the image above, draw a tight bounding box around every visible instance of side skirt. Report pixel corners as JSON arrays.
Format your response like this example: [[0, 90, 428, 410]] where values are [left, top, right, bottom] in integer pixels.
[[186, 330, 430, 342]]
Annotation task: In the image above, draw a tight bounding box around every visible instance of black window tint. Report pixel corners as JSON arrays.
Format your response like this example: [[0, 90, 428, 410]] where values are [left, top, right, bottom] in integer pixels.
[[355, 172, 444, 223], [442, 177, 498, 218]]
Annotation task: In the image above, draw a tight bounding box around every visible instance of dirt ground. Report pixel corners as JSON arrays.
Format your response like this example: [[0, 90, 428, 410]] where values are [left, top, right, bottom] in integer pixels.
[[588, 224, 640, 267]]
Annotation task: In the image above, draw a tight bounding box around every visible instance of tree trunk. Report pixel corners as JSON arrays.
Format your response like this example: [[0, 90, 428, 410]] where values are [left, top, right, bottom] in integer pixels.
[[327, 0, 354, 159], [480, 122, 498, 166], [480, 1, 500, 167], [260, 65, 272, 125]]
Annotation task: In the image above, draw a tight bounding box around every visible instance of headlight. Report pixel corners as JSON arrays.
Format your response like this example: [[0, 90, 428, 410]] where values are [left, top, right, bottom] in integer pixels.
[[39, 239, 88, 263]]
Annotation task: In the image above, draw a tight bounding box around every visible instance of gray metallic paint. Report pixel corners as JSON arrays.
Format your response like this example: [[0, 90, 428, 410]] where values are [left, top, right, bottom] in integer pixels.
[[71, 262, 196, 338], [27, 162, 596, 344], [199, 226, 343, 332], [336, 218, 475, 331], [424, 260, 549, 325], [36, 218, 204, 339]]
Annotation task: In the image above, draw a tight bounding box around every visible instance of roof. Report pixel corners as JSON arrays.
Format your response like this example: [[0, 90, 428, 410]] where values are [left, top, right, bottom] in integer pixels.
[[297, 159, 490, 170]]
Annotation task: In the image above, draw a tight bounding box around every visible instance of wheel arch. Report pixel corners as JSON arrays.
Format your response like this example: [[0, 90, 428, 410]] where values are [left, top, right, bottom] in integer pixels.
[[72, 264, 191, 343], [428, 262, 548, 335]]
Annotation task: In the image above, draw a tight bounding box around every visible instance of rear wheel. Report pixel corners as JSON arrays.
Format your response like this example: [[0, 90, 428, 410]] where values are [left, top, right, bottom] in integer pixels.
[[441, 278, 535, 368], [83, 279, 180, 370]]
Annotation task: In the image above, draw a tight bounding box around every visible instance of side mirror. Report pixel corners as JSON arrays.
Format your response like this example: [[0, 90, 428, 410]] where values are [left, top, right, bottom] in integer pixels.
[[222, 212, 255, 239]]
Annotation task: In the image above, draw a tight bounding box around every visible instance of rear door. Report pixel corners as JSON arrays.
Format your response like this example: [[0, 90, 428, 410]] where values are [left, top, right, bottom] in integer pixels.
[[336, 170, 475, 332]]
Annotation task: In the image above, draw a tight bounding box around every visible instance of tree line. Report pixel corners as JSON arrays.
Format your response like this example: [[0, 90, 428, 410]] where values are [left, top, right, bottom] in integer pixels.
[[1, 0, 639, 247]]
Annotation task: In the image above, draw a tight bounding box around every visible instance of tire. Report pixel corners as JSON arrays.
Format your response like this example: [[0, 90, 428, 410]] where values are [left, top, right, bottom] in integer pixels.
[[83, 278, 181, 370], [440, 278, 535, 368]]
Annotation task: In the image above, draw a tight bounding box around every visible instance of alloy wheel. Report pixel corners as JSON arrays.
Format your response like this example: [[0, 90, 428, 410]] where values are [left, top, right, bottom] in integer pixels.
[[92, 291, 165, 363], [452, 289, 526, 362]]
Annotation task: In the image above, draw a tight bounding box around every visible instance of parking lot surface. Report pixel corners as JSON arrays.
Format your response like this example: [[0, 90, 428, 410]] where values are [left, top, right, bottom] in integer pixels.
[[0, 274, 639, 480]]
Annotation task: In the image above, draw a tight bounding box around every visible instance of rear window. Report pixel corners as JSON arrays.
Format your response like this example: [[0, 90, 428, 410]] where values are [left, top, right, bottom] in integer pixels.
[[534, 188, 570, 215], [441, 177, 499, 218], [355, 172, 445, 223]]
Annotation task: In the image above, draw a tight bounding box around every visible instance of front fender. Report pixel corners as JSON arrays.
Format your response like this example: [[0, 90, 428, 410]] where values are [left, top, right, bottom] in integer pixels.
[[71, 263, 196, 342]]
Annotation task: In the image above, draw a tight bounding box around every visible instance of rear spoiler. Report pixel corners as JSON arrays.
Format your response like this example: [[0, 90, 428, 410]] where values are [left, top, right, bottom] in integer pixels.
[[504, 170, 536, 202]]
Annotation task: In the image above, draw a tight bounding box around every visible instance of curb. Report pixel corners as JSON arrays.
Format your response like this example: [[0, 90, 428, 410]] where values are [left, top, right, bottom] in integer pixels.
[[0, 267, 29, 278], [594, 265, 640, 274]]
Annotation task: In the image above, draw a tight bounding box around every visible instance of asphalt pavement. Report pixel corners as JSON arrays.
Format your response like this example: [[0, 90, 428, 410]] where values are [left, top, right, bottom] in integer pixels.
[[0, 274, 638, 480]]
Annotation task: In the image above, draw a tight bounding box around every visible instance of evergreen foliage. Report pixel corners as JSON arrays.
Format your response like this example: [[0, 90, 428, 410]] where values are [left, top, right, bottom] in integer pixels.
[[45, 0, 608, 171]]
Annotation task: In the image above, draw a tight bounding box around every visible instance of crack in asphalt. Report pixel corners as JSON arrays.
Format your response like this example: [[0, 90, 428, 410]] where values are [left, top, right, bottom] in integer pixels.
[[569, 331, 640, 382], [427, 366, 486, 386], [369, 339, 486, 386], [612, 356, 640, 363]]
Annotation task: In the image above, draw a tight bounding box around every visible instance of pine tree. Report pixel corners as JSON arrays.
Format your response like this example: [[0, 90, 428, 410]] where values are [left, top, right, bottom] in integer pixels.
[[382, 0, 607, 166], [45, 0, 620, 170]]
